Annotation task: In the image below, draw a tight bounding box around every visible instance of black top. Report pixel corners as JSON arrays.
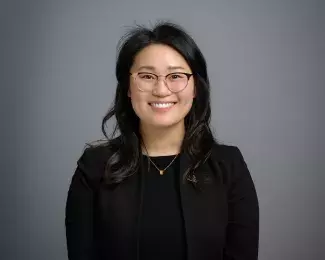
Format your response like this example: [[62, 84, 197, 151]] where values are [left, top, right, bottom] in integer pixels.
[[65, 140, 259, 260], [139, 155, 187, 260]]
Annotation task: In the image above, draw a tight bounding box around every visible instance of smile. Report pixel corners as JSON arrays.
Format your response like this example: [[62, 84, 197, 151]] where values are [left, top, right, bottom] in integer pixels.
[[149, 102, 176, 108]]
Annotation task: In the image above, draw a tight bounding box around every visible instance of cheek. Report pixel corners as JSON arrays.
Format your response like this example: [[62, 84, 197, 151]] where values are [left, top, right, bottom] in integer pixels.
[[129, 87, 149, 116], [178, 85, 195, 106], [129, 83, 143, 102], [130, 91, 147, 104]]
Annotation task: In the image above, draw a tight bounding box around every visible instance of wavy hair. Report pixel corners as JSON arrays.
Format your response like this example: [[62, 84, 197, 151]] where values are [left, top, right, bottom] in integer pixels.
[[95, 21, 218, 186]]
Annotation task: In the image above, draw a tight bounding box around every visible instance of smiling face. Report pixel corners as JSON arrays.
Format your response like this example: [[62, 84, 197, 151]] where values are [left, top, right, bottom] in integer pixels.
[[128, 44, 195, 130]]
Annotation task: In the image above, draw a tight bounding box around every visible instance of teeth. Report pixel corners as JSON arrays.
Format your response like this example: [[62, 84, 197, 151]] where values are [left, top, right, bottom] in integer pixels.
[[151, 102, 174, 108]]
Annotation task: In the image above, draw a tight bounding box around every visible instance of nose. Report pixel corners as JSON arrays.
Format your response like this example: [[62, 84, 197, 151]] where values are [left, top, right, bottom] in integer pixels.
[[152, 77, 171, 96]]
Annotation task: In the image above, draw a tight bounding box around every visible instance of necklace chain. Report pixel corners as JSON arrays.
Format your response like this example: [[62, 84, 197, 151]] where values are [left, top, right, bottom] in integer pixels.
[[142, 143, 179, 175]]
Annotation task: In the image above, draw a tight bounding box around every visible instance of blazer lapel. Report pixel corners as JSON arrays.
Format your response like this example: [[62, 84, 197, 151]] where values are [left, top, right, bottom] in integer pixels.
[[179, 152, 228, 260]]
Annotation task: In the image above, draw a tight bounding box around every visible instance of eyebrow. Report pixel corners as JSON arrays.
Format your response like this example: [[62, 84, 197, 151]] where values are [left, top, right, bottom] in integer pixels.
[[167, 66, 186, 71], [137, 65, 187, 71]]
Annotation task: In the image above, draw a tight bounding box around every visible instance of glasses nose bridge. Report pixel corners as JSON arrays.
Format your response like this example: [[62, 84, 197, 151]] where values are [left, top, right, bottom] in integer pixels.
[[154, 74, 168, 86]]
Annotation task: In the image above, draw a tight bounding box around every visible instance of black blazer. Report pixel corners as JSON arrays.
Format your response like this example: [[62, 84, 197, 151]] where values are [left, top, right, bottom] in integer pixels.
[[65, 140, 259, 260]]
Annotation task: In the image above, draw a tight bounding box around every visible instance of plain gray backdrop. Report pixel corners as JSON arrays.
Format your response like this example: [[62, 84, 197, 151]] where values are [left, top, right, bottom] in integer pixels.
[[1, 0, 324, 259]]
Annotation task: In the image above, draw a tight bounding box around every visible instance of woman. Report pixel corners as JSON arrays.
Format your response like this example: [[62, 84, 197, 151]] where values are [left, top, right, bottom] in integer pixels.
[[65, 22, 259, 260]]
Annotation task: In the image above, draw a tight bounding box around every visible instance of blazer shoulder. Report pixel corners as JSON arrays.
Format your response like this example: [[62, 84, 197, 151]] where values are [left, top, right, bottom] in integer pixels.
[[211, 142, 244, 162], [76, 137, 121, 184], [209, 143, 250, 185]]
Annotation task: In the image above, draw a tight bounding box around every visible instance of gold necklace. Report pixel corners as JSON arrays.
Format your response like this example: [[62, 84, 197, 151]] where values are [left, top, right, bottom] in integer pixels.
[[142, 144, 179, 175]]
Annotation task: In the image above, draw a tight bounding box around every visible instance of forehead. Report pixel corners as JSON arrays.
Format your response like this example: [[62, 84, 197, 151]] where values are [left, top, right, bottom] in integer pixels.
[[132, 44, 191, 72]]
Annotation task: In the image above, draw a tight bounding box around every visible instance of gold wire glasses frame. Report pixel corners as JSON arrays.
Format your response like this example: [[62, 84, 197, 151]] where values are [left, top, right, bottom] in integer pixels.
[[130, 72, 193, 93]]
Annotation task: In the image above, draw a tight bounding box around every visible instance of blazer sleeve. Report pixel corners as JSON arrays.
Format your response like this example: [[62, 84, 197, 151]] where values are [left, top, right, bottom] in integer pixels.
[[65, 148, 95, 260], [223, 147, 259, 260]]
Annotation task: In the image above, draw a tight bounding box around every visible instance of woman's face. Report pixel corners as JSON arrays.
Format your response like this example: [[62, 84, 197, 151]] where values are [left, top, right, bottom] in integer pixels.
[[129, 44, 195, 129]]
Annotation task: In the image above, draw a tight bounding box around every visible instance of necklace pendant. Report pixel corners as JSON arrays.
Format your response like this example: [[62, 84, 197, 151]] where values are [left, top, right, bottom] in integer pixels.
[[159, 170, 164, 175]]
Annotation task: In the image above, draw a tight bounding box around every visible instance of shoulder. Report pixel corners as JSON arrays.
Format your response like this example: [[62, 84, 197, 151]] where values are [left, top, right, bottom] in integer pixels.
[[75, 137, 121, 184], [209, 142, 251, 186], [210, 142, 245, 163]]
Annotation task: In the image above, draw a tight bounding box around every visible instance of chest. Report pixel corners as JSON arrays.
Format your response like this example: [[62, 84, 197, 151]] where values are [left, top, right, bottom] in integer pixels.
[[93, 159, 228, 260]]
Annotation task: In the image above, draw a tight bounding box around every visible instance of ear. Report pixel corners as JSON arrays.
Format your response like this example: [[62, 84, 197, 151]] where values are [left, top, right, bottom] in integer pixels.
[[127, 88, 131, 97], [193, 85, 196, 98]]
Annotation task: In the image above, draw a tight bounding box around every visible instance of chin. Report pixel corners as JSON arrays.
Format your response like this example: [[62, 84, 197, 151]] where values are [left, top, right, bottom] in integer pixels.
[[148, 118, 183, 129], [151, 121, 176, 128]]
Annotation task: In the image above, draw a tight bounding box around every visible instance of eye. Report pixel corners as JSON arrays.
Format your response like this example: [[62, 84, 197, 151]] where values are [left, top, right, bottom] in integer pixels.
[[168, 73, 186, 80], [138, 73, 155, 80]]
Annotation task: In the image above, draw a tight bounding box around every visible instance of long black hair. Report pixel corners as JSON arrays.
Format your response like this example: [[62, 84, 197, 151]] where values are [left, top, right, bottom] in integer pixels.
[[95, 21, 218, 185]]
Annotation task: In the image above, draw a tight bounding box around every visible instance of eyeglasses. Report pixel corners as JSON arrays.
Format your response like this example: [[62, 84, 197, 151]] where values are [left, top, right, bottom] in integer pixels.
[[130, 72, 193, 93]]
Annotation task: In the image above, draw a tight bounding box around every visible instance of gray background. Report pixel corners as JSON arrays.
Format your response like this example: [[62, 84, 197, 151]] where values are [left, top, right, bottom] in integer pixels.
[[1, 0, 324, 259]]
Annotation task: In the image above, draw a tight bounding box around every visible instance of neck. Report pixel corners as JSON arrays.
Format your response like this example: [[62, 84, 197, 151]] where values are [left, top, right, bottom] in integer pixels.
[[140, 122, 185, 156]]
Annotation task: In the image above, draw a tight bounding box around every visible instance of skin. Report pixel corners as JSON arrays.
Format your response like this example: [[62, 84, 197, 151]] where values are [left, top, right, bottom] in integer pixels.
[[128, 44, 195, 156]]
